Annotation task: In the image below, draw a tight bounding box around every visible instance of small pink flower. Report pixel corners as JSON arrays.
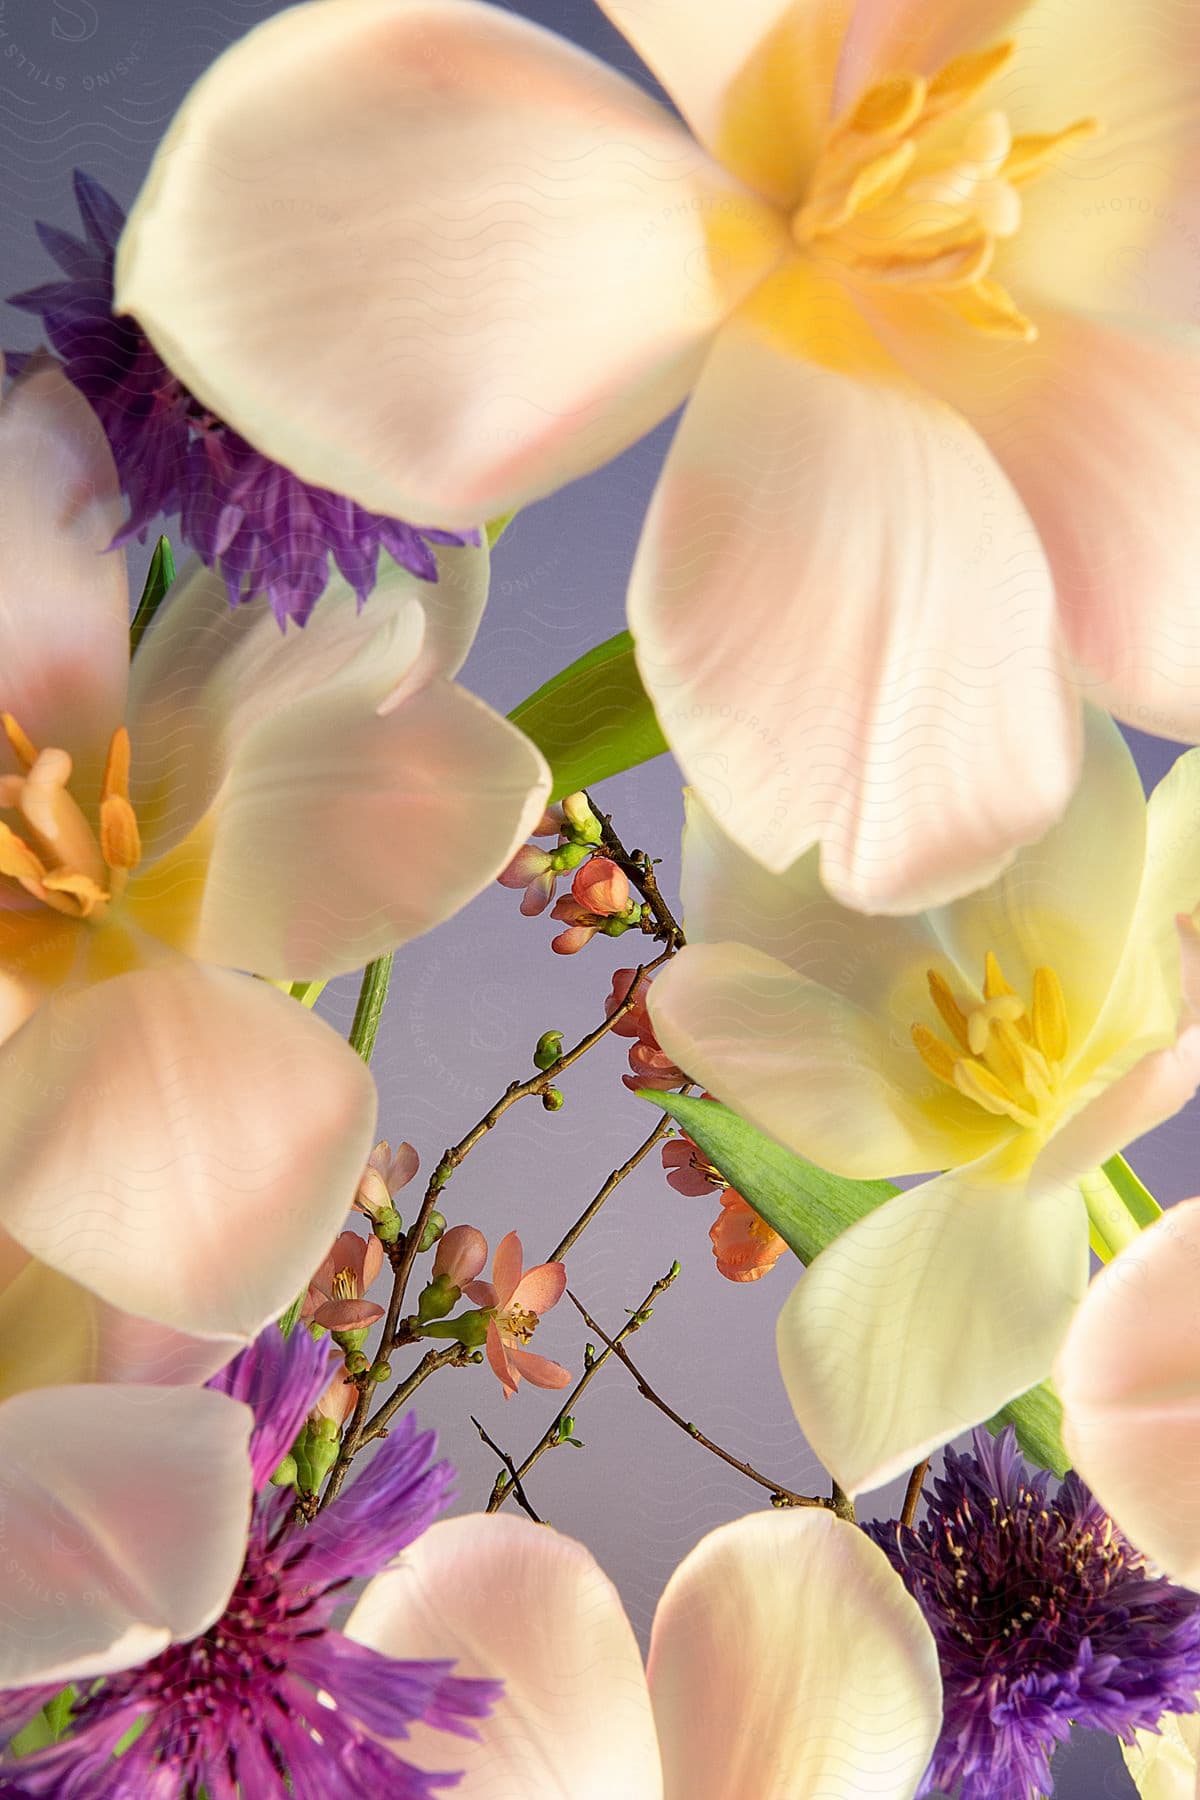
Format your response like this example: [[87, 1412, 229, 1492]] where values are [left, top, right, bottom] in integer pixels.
[[355, 1138, 419, 1219], [312, 1367, 358, 1428], [463, 1230, 572, 1401], [709, 1191, 788, 1285], [605, 968, 686, 1090], [570, 856, 628, 916], [497, 807, 567, 915], [661, 1135, 723, 1197], [301, 1230, 386, 1332], [433, 1224, 489, 1289], [549, 895, 598, 956]]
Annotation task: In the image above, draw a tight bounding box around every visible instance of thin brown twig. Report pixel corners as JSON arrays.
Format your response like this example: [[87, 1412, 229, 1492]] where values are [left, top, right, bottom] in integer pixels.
[[547, 1110, 680, 1263], [566, 1289, 830, 1512], [901, 1459, 930, 1529], [593, 803, 685, 949], [487, 1263, 681, 1514], [471, 1417, 543, 1523]]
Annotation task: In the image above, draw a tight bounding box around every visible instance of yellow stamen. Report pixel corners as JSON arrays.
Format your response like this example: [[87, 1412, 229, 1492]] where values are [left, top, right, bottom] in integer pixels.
[[41, 870, 109, 918], [1032, 966, 1069, 1061], [331, 1268, 357, 1301], [795, 138, 917, 239], [0, 819, 49, 892], [912, 1022, 959, 1084], [842, 71, 928, 140], [953, 1056, 1039, 1128], [101, 796, 141, 872], [924, 40, 1018, 120], [1004, 119, 1100, 186], [941, 278, 1037, 341], [983, 951, 1015, 999], [966, 993, 1024, 1056], [927, 968, 970, 1051], [1, 713, 37, 771]]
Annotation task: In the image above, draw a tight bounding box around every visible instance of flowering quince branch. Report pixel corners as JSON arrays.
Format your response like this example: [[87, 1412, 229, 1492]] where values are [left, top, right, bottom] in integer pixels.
[[469, 1417, 544, 1525], [485, 1262, 682, 1515], [564, 1287, 832, 1513], [546, 1106, 686, 1264]]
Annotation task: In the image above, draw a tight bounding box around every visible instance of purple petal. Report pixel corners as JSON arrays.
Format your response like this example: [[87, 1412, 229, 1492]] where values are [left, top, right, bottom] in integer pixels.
[[207, 1324, 333, 1488], [282, 1413, 452, 1588]]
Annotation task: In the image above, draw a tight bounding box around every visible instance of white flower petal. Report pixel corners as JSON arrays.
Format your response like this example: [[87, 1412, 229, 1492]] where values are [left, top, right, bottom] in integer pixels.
[[630, 294, 1078, 910], [116, 0, 780, 524], [649, 940, 1004, 1179], [347, 1513, 663, 1796], [0, 1383, 251, 1688], [0, 961, 376, 1340], [777, 1155, 1089, 1495], [648, 1510, 941, 1800]]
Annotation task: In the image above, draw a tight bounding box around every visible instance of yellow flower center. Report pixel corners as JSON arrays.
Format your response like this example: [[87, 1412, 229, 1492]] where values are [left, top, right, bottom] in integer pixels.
[[502, 1305, 539, 1345], [911, 950, 1069, 1131], [793, 41, 1098, 341], [331, 1267, 358, 1301], [0, 713, 141, 921]]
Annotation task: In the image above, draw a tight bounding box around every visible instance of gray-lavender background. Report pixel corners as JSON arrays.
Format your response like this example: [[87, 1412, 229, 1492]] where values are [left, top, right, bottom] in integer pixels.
[[1, 2, 1193, 1792]]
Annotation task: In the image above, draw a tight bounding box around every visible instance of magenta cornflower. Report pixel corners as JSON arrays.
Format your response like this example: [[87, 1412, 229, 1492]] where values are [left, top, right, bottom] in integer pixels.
[[0, 1327, 497, 1797], [6, 171, 477, 627], [868, 1427, 1200, 1800]]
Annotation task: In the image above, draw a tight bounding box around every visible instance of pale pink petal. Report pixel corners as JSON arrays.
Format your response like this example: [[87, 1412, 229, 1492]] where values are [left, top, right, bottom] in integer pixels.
[[116, 0, 781, 525], [433, 1224, 488, 1287], [507, 1345, 573, 1390], [596, 0, 849, 206], [663, 1139, 722, 1198], [491, 1232, 525, 1309], [0, 1241, 237, 1400], [1037, 1025, 1200, 1192], [361, 1234, 385, 1292], [385, 1141, 420, 1191], [0, 1383, 252, 1688], [630, 297, 1078, 910], [777, 1155, 1089, 1495], [327, 1230, 370, 1288], [648, 1510, 941, 1799], [552, 924, 596, 955], [124, 552, 429, 863], [354, 1166, 392, 1219], [510, 1261, 567, 1316], [520, 871, 557, 917], [1056, 1198, 1200, 1588], [485, 1319, 519, 1399], [0, 361, 128, 779], [462, 1279, 499, 1310], [649, 941, 1002, 1179], [311, 1297, 385, 1331], [498, 845, 553, 889], [962, 313, 1200, 744], [346, 1513, 662, 1795], [0, 961, 376, 1341], [166, 678, 549, 981]]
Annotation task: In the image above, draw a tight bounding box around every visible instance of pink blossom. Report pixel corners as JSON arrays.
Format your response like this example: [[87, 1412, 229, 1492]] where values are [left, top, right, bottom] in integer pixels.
[[355, 1138, 419, 1220], [709, 1190, 788, 1285], [497, 806, 568, 915], [432, 1224, 489, 1289], [606, 967, 686, 1090], [661, 1135, 722, 1198], [301, 1230, 385, 1333], [463, 1231, 571, 1401], [549, 896, 598, 956], [312, 1367, 358, 1429], [570, 856, 628, 915]]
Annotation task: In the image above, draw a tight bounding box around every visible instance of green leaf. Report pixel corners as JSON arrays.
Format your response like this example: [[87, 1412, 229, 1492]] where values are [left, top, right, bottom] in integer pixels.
[[987, 1381, 1069, 1478], [644, 1093, 894, 1263], [11, 1685, 75, 1755], [647, 1093, 1071, 1476], [128, 535, 176, 657], [507, 630, 668, 802]]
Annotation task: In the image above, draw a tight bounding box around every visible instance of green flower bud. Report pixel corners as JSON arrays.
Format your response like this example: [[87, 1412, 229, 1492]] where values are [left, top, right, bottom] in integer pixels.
[[292, 1418, 341, 1493], [372, 1204, 404, 1246], [549, 840, 589, 874], [333, 1327, 369, 1358], [417, 1271, 461, 1323], [420, 1307, 491, 1349], [269, 1453, 298, 1488], [541, 1086, 565, 1112], [561, 791, 602, 845], [418, 1210, 446, 1253], [370, 1360, 392, 1384], [343, 1348, 370, 1376], [533, 1030, 563, 1070]]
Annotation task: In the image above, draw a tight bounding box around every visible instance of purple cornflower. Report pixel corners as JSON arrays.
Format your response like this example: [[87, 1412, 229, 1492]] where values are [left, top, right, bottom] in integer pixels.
[[7, 171, 478, 628], [868, 1427, 1200, 1800], [0, 1327, 497, 1797]]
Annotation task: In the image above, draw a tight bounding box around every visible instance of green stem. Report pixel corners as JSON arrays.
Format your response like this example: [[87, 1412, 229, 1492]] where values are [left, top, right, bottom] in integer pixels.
[[1080, 1168, 1146, 1262], [348, 955, 393, 1064], [1100, 1152, 1164, 1229]]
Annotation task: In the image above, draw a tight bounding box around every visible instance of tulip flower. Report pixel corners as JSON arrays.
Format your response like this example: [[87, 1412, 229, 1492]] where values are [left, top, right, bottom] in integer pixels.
[[463, 1232, 571, 1399], [116, 0, 1200, 911], [0, 359, 549, 1344], [650, 710, 1200, 1495], [347, 1506, 942, 1797]]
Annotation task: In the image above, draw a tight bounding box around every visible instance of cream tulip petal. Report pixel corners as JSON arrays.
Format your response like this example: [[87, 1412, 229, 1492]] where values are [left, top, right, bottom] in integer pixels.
[[0, 962, 376, 1339], [1038, 1022, 1200, 1198], [777, 1157, 1089, 1495], [648, 1510, 941, 1800], [116, 0, 781, 526], [126, 550, 437, 862], [648, 941, 1001, 1178], [926, 707, 1147, 1057], [1123, 1712, 1200, 1800], [346, 1513, 663, 1796], [834, 0, 1033, 111], [0, 361, 128, 778], [0, 1383, 251, 1688], [630, 301, 1078, 911], [188, 678, 550, 981], [678, 789, 969, 1024], [1057, 1199, 1200, 1588], [0, 1241, 236, 1404], [595, 0, 850, 205]]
